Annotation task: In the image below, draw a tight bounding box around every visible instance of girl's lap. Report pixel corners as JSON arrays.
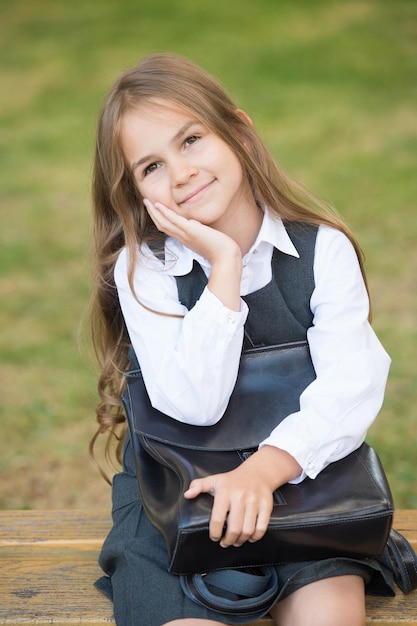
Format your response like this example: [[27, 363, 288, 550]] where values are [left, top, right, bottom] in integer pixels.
[[96, 449, 395, 626]]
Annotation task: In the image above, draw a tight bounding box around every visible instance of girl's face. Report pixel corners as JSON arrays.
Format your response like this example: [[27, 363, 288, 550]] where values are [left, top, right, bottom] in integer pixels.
[[120, 101, 257, 233]]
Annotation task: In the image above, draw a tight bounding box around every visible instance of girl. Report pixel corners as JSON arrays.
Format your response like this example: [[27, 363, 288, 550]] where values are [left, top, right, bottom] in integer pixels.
[[92, 53, 395, 626]]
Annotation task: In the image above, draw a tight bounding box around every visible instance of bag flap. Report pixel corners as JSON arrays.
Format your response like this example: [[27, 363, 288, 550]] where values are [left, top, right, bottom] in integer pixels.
[[123, 341, 316, 451]]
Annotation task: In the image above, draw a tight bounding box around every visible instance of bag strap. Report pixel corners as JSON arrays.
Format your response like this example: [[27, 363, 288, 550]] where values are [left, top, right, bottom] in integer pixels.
[[180, 567, 280, 619], [383, 529, 417, 594]]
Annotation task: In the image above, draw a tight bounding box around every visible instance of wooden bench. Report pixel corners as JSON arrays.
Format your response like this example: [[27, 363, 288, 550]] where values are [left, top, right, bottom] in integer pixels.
[[0, 509, 416, 625]]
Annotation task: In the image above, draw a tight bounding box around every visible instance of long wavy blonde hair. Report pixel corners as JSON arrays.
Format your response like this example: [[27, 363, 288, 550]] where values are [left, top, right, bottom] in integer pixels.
[[90, 52, 368, 480]]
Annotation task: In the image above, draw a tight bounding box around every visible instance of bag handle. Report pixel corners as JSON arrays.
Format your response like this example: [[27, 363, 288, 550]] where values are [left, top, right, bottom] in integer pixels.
[[384, 529, 417, 594], [180, 567, 280, 619]]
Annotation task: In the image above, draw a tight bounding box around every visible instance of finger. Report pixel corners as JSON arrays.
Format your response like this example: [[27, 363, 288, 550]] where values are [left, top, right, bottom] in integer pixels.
[[143, 198, 161, 221], [184, 476, 229, 543], [209, 492, 231, 544], [231, 505, 258, 548], [153, 201, 176, 215], [248, 501, 272, 543], [143, 199, 185, 238], [220, 497, 259, 548], [143, 199, 165, 231], [153, 201, 186, 228], [183, 477, 214, 499], [153, 202, 204, 237], [217, 498, 248, 548]]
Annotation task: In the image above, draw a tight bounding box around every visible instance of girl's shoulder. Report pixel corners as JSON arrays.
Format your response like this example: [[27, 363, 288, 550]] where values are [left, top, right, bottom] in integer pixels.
[[114, 243, 166, 288], [314, 225, 363, 282], [316, 224, 357, 255]]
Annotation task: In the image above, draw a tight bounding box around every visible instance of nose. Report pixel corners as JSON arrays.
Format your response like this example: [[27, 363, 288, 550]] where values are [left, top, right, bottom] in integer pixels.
[[170, 156, 198, 186]]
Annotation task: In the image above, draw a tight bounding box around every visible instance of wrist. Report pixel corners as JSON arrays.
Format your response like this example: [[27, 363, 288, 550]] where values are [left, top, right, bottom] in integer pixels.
[[250, 445, 302, 490], [208, 253, 242, 312]]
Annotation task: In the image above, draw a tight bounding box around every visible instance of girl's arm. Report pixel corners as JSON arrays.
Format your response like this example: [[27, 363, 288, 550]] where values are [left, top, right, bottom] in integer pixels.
[[185, 226, 391, 547], [115, 202, 247, 426], [259, 226, 391, 482]]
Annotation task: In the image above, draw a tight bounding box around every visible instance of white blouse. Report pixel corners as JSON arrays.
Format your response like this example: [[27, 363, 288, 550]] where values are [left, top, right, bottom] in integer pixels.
[[115, 209, 391, 483]]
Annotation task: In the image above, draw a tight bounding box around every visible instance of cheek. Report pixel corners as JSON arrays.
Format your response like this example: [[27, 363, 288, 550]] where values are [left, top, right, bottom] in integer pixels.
[[214, 146, 244, 177], [137, 177, 171, 205], [135, 176, 155, 200], [223, 157, 245, 189]]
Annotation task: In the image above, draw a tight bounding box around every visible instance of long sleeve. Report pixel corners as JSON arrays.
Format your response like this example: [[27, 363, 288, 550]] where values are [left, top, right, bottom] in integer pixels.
[[115, 246, 248, 425], [260, 226, 391, 481]]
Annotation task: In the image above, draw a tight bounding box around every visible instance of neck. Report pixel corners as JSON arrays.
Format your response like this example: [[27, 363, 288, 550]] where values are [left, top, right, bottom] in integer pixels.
[[223, 196, 263, 256]]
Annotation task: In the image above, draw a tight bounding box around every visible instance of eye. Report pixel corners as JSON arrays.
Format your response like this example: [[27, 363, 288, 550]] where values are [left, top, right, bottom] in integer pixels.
[[143, 162, 160, 176], [184, 135, 200, 147]]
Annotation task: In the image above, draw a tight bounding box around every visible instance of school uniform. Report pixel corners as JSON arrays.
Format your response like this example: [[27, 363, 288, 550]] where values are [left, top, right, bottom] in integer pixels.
[[95, 211, 395, 625]]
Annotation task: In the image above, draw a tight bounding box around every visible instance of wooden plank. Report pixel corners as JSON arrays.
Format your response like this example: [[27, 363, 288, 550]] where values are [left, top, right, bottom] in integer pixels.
[[366, 593, 417, 625], [0, 510, 113, 625], [0, 546, 113, 625], [0, 547, 114, 624], [0, 510, 416, 625], [0, 510, 112, 545]]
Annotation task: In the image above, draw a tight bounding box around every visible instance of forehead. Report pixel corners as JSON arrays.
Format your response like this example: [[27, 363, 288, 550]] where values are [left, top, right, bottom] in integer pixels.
[[120, 99, 209, 168], [122, 99, 200, 134], [120, 100, 201, 155]]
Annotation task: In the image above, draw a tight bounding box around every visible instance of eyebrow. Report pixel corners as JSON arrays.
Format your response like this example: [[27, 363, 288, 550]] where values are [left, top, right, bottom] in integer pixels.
[[131, 121, 197, 173]]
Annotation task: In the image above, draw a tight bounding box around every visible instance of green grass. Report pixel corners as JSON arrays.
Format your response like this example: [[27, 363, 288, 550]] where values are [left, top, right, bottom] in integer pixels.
[[1, 0, 416, 509]]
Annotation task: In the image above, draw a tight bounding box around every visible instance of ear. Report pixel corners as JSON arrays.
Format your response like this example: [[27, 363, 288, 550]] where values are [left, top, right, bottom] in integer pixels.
[[236, 109, 254, 127]]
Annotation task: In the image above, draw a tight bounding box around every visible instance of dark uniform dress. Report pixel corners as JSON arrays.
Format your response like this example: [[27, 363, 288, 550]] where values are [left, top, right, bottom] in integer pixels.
[[95, 224, 395, 625]]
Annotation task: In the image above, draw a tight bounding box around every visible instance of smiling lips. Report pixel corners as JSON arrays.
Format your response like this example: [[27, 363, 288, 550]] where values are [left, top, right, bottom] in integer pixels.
[[179, 179, 215, 205]]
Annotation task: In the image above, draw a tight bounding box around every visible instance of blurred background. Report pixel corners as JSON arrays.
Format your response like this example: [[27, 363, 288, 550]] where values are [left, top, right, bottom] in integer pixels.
[[0, 0, 416, 510]]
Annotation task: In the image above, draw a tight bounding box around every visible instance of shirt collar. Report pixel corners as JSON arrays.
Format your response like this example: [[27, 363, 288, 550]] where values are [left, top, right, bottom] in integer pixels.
[[163, 206, 300, 276]]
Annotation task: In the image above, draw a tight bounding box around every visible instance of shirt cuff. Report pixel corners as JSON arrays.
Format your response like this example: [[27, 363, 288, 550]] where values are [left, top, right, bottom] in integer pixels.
[[259, 426, 346, 484], [196, 286, 249, 332]]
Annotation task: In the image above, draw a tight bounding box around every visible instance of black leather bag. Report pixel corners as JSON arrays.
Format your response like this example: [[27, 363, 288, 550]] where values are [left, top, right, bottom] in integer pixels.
[[123, 340, 394, 575]]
